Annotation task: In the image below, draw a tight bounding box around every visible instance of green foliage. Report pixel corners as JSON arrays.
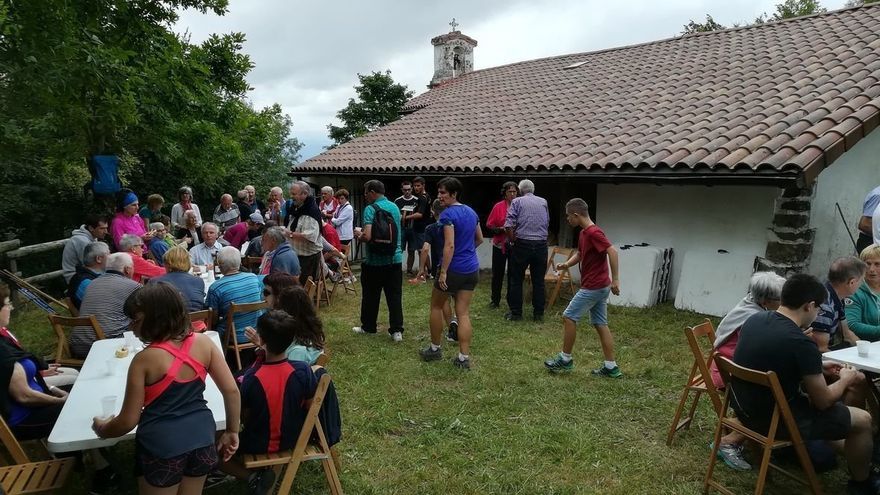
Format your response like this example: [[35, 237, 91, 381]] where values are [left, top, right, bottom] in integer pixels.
[[681, 14, 726, 34], [327, 70, 415, 147], [0, 0, 301, 244]]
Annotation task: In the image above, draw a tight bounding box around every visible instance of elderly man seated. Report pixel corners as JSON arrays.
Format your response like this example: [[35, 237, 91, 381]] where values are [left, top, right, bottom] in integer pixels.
[[119, 233, 165, 283], [189, 222, 223, 266], [213, 193, 240, 233], [259, 226, 300, 280], [146, 221, 171, 266], [206, 246, 263, 350], [732, 274, 878, 495], [812, 256, 866, 352], [66, 241, 110, 311], [70, 253, 141, 359]]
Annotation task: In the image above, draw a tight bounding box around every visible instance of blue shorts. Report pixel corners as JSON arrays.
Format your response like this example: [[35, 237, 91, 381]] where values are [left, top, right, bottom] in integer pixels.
[[563, 287, 610, 325]]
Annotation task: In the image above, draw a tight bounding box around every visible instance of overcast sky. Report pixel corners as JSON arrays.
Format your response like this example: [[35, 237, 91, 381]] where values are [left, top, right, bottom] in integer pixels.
[[175, 0, 849, 160]]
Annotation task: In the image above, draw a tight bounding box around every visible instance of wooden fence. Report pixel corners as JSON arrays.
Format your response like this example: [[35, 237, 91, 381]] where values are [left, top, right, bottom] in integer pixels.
[[0, 238, 68, 284]]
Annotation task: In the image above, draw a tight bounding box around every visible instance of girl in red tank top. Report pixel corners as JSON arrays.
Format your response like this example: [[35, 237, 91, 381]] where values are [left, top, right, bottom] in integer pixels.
[[92, 284, 241, 494]]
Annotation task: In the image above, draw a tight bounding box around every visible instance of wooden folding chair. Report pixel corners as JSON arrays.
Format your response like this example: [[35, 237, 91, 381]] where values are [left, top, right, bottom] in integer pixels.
[[330, 245, 357, 297], [244, 256, 263, 274], [311, 268, 331, 310], [305, 278, 317, 303], [0, 415, 74, 493], [315, 352, 330, 367], [544, 246, 577, 309], [62, 298, 78, 317], [47, 315, 105, 367], [666, 319, 723, 445], [225, 301, 267, 371], [189, 308, 214, 333], [705, 356, 822, 495], [242, 374, 343, 494]]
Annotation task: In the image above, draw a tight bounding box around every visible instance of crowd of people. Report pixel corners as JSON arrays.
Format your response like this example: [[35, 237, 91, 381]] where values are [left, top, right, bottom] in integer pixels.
[[6, 175, 880, 494]]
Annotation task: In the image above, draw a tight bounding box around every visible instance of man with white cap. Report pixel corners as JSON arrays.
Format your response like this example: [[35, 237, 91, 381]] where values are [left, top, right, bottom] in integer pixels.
[[223, 212, 265, 250]]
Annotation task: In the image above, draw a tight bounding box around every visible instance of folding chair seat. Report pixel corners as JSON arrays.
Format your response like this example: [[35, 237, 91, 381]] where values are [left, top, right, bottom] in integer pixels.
[[667, 319, 723, 445], [312, 267, 332, 309], [189, 308, 214, 333], [47, 315, 105, 367], [242, 374, 343, 494], [544, 246, 577, 309], [0, 415, 74, 494], [226, 301, 268, 371], [704, 356, 822, 495], [330, 245, 357, 297]]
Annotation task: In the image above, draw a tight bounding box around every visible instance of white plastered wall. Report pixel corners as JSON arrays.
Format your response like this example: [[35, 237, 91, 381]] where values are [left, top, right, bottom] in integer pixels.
[[808, 131, 880, 276], [595, 183, 780, 299]]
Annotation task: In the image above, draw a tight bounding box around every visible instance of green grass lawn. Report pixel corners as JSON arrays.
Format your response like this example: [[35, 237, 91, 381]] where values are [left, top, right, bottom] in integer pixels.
[[10, 279, 847, 494]]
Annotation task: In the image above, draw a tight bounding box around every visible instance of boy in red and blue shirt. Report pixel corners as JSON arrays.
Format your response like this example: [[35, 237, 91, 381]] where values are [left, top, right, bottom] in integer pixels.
[[544, 198, 622, 377]]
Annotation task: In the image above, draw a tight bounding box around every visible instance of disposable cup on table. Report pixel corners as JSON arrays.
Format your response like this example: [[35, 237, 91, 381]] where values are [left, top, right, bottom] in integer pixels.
[[123, 331, 136, 351], [857, 340, 870, 358], [100, 396, 117, 419]]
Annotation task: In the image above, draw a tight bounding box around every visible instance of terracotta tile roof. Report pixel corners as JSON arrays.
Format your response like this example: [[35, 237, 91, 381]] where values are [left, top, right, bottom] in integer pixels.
[[297, 6, 880, 184]]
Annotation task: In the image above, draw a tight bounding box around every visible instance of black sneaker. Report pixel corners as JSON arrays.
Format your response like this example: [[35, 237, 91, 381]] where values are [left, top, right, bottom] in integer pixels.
[[248, 468, 276, 495], [533, 314, 544, 323], [452, 356, 471, 369], [89, 466, 120, 495], [504, 312, 522, 321], [419, 346, 442, 361], [446, 321, 459, 342], [488, 301, 500, 309]]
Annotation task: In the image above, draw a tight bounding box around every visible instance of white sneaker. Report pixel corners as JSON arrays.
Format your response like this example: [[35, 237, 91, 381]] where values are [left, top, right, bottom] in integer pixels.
[[352, 326, 369, 334], [391, 332, 403, 342]]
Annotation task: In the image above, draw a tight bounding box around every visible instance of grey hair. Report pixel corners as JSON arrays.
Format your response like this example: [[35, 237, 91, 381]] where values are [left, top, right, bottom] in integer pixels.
[[178, 186, 194, 200], [237, 190, 248, 200], [119, 234, 143, 252], [270, 186, 283, 195], [149, 222, 164, 231], [747, 271, 786, 304], [183, 210, 197, 219], [83, 241, 110, 266], [105, 252, 133, 272], [565, 198, 590, 217], [201, 222, 218, 234], [217, 246, 241, 271], [321, 186, 333, 194], [828, 256, 867, 284], [220, 193, 232, 201], [264, 226, 287, 246], [518, 179, 535, 194], [292, 180, 313, 197]]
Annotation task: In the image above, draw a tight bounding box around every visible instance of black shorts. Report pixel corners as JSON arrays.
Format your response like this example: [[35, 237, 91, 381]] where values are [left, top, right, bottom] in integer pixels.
[[791, 400, 851, 441], [435, 270, 479, 293], [135, 444, 218, 488]]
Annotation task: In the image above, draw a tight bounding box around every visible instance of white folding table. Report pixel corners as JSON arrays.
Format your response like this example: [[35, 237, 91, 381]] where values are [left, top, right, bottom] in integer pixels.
[[47, 332, 227, 453], [823, 342, 880, 373]]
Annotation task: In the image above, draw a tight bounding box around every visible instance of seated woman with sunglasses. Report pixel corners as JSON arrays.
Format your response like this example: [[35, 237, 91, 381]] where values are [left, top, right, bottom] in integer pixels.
[[244, 273, 326, 366]]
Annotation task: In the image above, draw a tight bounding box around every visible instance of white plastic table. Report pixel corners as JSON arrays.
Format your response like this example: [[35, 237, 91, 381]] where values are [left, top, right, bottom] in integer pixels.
[[823, 342, 880, 373], [47, 332, 227, 453]]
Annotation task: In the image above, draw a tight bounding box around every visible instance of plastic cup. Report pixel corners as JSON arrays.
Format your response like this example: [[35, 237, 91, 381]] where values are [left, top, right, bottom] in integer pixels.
[[123, 331, 136, 351], [100, 395, 116, 419], [857, 340, 870, 358]]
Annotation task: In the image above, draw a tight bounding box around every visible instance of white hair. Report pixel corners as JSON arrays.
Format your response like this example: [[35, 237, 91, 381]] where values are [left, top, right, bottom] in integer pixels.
[[119, 234, 142, 252], [321, 186, 334, 194], [149, 222, 164, 231], [270, 186, 283, 195], [747, 271, 786, 304], [106, 252, 133, 272], [518, 179, 535, 194], [220, 193, 232, 201], [201, 222, 218, 234], [292, 180, 313, 197], [217, 246, 241, 272], [83, 241, 110, 266]]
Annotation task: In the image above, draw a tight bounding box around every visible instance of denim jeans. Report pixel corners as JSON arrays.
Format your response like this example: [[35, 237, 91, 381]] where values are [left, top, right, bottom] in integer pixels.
[[506, 239, 547, 317]]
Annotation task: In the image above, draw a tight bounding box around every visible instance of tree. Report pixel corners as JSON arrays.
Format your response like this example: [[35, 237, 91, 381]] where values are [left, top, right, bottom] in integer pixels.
[[683, 0, 827, 34], [845, 0, 880, 6], [0, 0, 301, 245], [327, 71, 414, 147], [682, 14, 726, 34]]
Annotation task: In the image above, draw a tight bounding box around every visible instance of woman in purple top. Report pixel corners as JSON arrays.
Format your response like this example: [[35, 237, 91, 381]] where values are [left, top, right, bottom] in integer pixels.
[[418, 177, 483, 369]]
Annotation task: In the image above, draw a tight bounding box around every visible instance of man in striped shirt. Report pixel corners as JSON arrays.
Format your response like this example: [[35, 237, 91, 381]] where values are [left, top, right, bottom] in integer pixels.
[[504, 179, 550, 322], [70, 252, 141, 359], [206, 247, 263, 346]]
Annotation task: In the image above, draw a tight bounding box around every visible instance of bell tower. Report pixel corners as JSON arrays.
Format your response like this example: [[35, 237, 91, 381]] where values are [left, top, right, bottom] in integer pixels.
[[429, 18, 477, 88]]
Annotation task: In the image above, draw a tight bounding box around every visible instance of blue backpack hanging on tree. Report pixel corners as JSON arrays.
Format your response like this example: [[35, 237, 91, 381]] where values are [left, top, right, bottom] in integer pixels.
[[86, 155, 122, 196]]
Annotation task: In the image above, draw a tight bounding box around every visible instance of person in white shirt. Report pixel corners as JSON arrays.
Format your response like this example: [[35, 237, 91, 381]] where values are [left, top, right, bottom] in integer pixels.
[[331, 188, 354, 246], [189, 223, 222, 266], [873, 203, 880, 246]]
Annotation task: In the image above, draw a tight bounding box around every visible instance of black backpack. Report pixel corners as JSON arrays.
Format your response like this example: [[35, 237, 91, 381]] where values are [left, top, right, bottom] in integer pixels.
[[368, 204, 397, 255]]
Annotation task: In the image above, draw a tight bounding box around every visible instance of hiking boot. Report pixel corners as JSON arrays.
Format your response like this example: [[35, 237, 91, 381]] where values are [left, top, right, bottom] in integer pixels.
[[591, 364, 623, 378], [715, 442, 751, 471], [452, 356, 471, 369], [419, 346, 442, 361], [391, 331, 403, 342], [544, 354, 574, 373], [504, 312, 522, 321], [446, 321, 459, 342], [248, 468, 276, 495]]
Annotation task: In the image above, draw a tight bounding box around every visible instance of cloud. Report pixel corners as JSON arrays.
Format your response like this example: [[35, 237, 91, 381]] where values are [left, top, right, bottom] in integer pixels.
[[175, 0, 850, 159]]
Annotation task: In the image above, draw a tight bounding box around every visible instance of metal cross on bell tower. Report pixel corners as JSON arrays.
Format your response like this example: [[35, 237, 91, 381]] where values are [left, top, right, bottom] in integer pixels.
[[449, 18, 459, 32]]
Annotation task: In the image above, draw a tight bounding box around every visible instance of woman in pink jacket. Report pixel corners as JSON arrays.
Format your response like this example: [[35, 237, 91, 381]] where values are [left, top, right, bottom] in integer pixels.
[[485, 182, 518, 308]]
